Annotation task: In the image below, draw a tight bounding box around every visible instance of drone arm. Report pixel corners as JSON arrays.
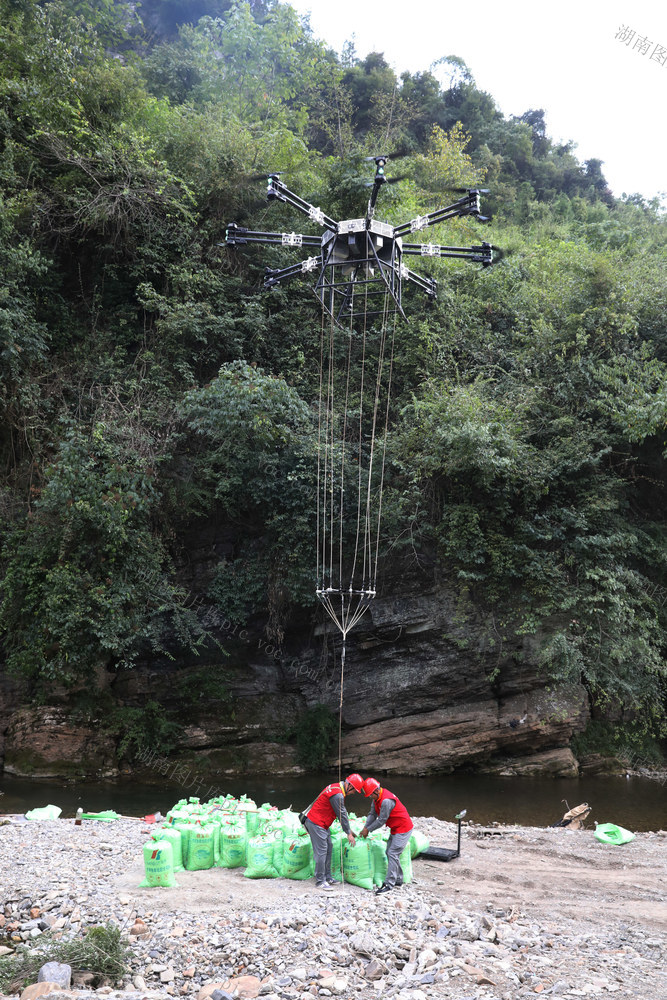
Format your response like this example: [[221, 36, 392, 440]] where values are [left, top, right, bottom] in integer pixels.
[[224, 224, 321, 248], [400, 264, 437, 299], [268, 177, 338, 233], [402, 241, 494, 266], [367, 176, 384, 218], [393, 192, 485, 238], [366, 157, 389, 219], [264, 256, 320, 288]]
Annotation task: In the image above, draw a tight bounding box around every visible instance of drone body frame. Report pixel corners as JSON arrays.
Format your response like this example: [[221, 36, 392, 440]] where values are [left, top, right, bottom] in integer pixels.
[[224, 157, 494, 324]]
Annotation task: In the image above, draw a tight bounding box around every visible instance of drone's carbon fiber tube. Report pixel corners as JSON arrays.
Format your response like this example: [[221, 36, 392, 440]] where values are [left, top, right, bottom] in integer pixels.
[[392, 194, 481, 238], [224, 225, 321, 248], [269, 179, 338, 233]]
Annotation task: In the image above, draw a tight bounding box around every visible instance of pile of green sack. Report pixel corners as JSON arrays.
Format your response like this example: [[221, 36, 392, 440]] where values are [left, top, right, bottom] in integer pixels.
[[140, 793, 430, 890]]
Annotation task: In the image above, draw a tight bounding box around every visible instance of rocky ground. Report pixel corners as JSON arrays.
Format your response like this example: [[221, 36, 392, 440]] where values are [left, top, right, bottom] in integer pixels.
[[0, 814, 665, 1000]]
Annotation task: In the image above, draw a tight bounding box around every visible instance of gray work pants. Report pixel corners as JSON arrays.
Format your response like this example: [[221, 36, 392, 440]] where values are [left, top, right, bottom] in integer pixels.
[[385, 828, 412, 887], [304, 817, 332, 884]]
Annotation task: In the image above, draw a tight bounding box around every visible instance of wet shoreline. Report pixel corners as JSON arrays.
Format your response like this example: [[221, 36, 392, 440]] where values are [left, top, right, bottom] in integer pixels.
[[1, 813, 665, 1000]]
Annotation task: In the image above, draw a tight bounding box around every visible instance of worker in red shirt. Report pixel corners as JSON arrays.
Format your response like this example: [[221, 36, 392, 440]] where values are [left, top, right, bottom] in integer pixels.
[[359, 777, 414, 894], [303, 773, 364, 891]]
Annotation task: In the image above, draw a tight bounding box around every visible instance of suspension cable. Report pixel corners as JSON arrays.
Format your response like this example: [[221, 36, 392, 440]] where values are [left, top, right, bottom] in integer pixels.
[[373, 307, 397, 590], [316, 307, 325, 590], [316, 267, 396, 635]]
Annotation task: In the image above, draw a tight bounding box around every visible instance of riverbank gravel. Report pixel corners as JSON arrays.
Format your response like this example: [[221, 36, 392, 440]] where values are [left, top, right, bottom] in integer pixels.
[[1, 814, 665, 1000]]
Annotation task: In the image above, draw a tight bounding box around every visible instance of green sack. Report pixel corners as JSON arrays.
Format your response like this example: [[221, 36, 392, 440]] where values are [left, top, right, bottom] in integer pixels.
[[219, 821, 247, 869], [342, 840, 374, 891], [399, 841, 413, 884], [370, 835, 412, 885], [216, 809, 239, 826], [594, 823, 636, 846], [282, 831, 314, 880], [25, 804, 62, 821], [208, 796, 227, 809], [280, 810, 302, 836], [255, 808, 279, 835], [201, 819, 221, 864], [244, 833, 281, 879], [155, 827, 184, 872], [166, 808, 190, 827], [186, 825, 216, 870], [244, 809, 259, 838], [139, 840, 177, 888], [330, 831, 346, 882], [409, 830, 430, 858], [173, 822, 195, 868], [268, 829, 284, 875], [370, 836, 388, 887]]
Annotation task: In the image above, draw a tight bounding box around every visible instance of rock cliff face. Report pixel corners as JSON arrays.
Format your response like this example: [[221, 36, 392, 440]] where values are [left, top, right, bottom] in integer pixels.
[[285, 588, 589, 776], [1, 580, 591, 781], [3, 706, 118, 779]]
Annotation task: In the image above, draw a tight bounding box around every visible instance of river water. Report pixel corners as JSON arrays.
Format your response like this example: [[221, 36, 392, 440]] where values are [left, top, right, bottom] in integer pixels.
[[1, 772, 665, 831]]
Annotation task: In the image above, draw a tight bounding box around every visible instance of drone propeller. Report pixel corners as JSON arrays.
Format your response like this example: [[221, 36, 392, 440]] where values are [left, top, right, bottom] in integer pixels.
[[485, 244, 512, 266], [493, 244, 512, 260], [364, 173, 409, 188], [363, 148, 411, 163], [445, 186, 490, 195], [231, 195, 275, 222], [247, 170, 282, 182]]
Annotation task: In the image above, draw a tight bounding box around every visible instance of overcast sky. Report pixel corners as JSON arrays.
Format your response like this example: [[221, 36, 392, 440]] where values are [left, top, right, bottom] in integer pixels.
[[289, 0, 667, 204]]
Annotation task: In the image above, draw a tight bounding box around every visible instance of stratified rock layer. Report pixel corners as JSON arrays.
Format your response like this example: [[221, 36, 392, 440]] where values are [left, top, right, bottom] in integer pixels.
[[4, 706, 117, 779], [1, 584, 591, 778]]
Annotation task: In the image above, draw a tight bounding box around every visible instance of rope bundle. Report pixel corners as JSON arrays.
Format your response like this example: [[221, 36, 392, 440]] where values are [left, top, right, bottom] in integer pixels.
[[314, 283, 398, 779]]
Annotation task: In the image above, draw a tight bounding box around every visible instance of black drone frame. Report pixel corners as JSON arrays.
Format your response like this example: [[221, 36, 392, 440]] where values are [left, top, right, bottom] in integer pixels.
[[224, 157, 494, 323]]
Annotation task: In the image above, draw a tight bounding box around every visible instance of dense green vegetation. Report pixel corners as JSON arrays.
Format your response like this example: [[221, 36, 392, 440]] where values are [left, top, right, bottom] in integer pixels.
[[0, 1, 665, 739]]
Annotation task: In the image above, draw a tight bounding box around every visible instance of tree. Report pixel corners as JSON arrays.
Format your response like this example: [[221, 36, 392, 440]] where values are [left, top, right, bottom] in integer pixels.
[[0, 423, 207, 690], [342, 52, 399, 138], [179, 361, 318, 628]]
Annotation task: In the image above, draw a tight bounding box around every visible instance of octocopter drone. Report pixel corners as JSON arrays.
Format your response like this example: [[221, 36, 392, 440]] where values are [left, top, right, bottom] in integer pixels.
[[224, 155, 498, 323]]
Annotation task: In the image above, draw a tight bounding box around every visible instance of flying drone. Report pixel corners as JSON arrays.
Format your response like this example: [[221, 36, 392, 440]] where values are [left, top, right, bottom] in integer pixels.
[[224, 155, 496, 323]]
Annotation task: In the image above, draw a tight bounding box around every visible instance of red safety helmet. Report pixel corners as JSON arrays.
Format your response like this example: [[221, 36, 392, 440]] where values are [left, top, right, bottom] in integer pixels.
[[345, 773, 364, 793], [362, 777, 380, 797]]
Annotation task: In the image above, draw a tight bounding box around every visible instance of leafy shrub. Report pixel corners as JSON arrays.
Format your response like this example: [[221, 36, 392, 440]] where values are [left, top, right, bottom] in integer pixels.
[[571, 720, 666, 767], [0, 923, 129, 995], [293, 704, 339, 770], [108, 700, 181, 761]]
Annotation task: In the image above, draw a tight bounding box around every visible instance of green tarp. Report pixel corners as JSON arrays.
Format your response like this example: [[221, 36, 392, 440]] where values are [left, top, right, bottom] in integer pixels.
[[594, 823, 635, 846], [25, 804, 62, 821]]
